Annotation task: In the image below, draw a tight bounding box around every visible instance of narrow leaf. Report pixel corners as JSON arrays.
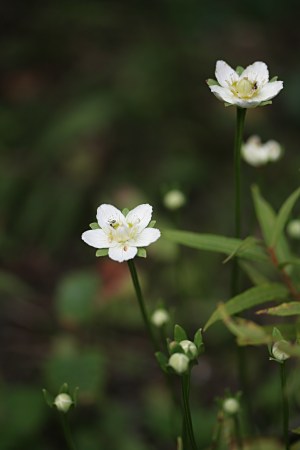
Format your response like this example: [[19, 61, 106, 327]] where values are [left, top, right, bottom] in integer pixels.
[[89, 222, 100, 229], [271, 187, 300, 247], [194, 328, 203, 349], [149, 220, 156, 228], [42, 389, 54, 407], [204, 283, 289, 330], [155, 352, 168, 373], [122, 208, 129, 216], [239, 261, 271, 286], [137, 248, 147, 258], [206, 78, 218, 86], [235, 66, 244, 75], [257, 302, 300, 317], [222, 236, 261, 264], [270, 76, 278, 82], [96, 249, 109, 257], [163, 230, 268, 262], [174, 324, 187, 342]]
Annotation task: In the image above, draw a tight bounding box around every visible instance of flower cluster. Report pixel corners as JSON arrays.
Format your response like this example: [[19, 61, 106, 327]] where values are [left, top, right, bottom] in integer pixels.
[[207, 60, 283, 108], [82, 204, 160, 263], [242, 135, 282, 167]]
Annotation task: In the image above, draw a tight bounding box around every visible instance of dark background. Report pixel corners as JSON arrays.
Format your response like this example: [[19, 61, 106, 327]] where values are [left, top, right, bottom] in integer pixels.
[[1, 1, 300, 449]]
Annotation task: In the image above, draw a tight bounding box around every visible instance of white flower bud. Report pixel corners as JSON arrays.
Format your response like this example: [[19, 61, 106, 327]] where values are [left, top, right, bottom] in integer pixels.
[[151, 308, 170, 327], [168, 353, 190, 374], [223, 398, 240, 415], [272, 340, 290, 361], [54, 393, 73, 413], [179, 340, 198, 358], [287, 220, 300, 239], [264, 140, 282, 162], [163, 189, 186, 210]]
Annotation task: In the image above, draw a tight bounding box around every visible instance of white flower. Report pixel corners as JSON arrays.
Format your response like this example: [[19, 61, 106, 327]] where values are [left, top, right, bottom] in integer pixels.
[[163, 189, 186, 210], [272, 340, 290, 361], [82, 204, 161, 263], [54, 393, 73, 413], [151, 308, 170, 327], [179, 340, 198, 358], [208, 60, 283, 108], [287, 219, 300, 239], [242, 135, 282, 167], [223, 398, 240, 415], [168, 353, 190, 374]]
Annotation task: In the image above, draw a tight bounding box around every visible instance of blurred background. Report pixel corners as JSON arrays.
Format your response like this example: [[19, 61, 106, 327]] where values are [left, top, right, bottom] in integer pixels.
[[1, 1, 300, 448]]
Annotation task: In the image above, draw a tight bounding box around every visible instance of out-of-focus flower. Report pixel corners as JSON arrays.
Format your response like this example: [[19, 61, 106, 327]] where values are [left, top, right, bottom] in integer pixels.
[[82, 204, 160, 263], [287, 219, 300, 239], [163, 189, 186, 210], [54, 393, 73, 413], [168, 353, 190, 374], [272, 340, 290, 362], [151, 308, 170, 327], [179, 340, 198, 358], [223, 397, 240, 415], [207, 60, 283, 108], [242, 135, 282, 167]]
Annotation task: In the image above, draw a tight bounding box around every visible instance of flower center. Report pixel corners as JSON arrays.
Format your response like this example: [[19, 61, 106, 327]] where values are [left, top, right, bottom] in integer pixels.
[[232, 78, 258, 99]]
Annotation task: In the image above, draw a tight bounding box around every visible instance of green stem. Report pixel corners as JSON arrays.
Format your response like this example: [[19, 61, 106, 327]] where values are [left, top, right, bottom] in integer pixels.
[[181, 373, 198, 450], [211, 412, 223, 450], [59, 413, 77, 450], [231, 107, 246, 296], [233, 414, 243, 450], [127, 259, 159, 352], [280, 362, 290, 450]]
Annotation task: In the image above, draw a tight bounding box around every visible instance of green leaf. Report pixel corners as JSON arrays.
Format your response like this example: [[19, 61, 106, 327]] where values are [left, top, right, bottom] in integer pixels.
[[270, 76, 278, 82], [257, 302, 300, 317], [96, 249, 109, 257], [239, 261, 271, 285], [271, 187, 300, 247], [260, 100, 272, 106], [163, 230, 268, 262], [174, 324, 187, 342], [272, 327, 283, 341], [89, 222, 100, 229], [222, 236, 261, 264], [59, 382, 69, 394], [149, 220, 156, 228], [235, 66, 244, 76], [42, 389, 54, 407], [206, 78, 218, 86], [122, 208, 129, 216], [155, 352, 168, 373], [194, 328, 204, 350], [204, 283, 289, 330], [137, 248, 147, 258], [73, 387, 79, 406]]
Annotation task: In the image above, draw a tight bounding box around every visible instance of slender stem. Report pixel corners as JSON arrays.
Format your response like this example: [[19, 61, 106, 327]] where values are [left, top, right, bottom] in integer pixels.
[[211, 412, 224, 450], [59, 413, 77, 450], [231, 107, 246, 296], [233, 414, 243, 450], [280, 362, 290, 450], [181, 373, 198, 450], [127, 259, 159, 352]]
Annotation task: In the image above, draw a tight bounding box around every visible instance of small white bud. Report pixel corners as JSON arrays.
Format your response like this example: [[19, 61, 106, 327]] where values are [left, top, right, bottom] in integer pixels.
[[264, 140, 282, 162], [179, 340, 198, 358], [151, 308, 170, 327], [54, 393, 73, 413], [168, 353, 190, 374], [287, 219, 300, 239], [223, 398, 240, 415], [272, 340, 290, 361], [163, 189, 186, 210]]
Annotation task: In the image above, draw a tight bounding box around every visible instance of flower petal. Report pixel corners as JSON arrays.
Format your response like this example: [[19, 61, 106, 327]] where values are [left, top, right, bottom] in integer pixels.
[[96, 204, 126, 231], [130, 228, 161, 247], [253, 81, 283, 102], [209, 85, 236, 104], [81, 229, 111, 248], [126, 204, 152, 231], [215, 60, 238, 88], [241, 62, 269, 85], [108, 245, 137, 262]]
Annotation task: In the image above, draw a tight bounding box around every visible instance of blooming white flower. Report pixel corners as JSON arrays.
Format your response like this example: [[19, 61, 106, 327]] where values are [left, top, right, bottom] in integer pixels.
[[242, 135, 282, 167], [54, 393, 73, 413], [272, 340, 290, 361], [82, 204, 161, 263], [163, 189, 186, 210], [208, 60, 283, 108], [151, 308, 170, 327], [168, 353, 190, 374]]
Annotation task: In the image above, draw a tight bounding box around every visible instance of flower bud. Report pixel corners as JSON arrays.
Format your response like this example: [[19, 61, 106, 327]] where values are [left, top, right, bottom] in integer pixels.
[[223, 398, 240, 415], [54, 393, 73, 413], [168, 353, 189, 374], [163, 189, 186, 210], [287, 219, 300, 239], [179, 340, 198, 358], [151, 308, 170, 327], [272, 340, 290, 361]]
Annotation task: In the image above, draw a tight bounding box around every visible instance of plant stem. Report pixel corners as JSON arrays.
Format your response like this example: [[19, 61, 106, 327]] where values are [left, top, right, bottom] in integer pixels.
[[127, 259, 159, 352], [231, 107, 246, 296], [233, 414, 243, 450], [280, 362, 290, 450], [181, 373, 198, 450], [59, 413, 77, 450]]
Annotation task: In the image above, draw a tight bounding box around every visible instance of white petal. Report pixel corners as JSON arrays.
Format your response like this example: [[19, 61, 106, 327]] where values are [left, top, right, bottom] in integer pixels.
[[81, 229, 111, 248], [232, 98, 261, 108], [209, 85, 236, 104], [108, 245, 137, 262], [126, 204, 152, 231], [254, 81, 283, 102], [130, 228, 161, 247], [241, 62, 269, 85], [96, 204, 125, 232], [215, 60, 239, 88]]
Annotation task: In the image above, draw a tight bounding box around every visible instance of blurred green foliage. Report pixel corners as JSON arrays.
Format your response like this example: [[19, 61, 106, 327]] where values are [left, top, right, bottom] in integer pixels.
[[1, 0, 300, 449]]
